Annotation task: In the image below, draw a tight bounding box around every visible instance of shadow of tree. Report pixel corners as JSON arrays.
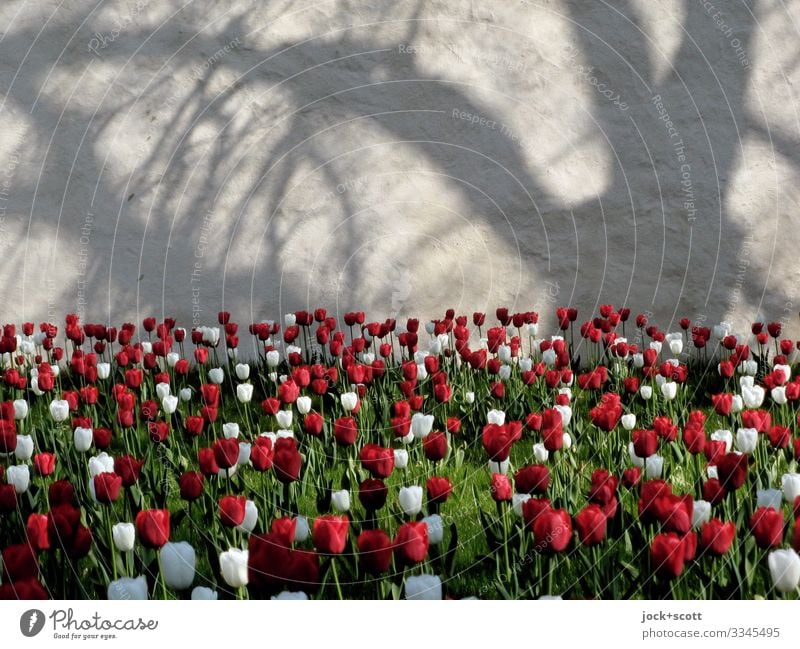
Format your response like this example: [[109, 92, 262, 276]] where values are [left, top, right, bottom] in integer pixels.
[[0, 0, 795, 339]]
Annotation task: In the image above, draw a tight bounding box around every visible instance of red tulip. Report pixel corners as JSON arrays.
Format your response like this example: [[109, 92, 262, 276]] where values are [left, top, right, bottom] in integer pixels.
[[313, 515, 349, 554], [532, 508, 571, 553], [574, 504, 607, 546], [651, 533, 685, 579], [219, 495, 247, 527], [750, 507, 784, 549], [358, 529, 394, 574], [394, 521, 429, 564], [135, 509, 170, 548], [699, 519, 735, 555]]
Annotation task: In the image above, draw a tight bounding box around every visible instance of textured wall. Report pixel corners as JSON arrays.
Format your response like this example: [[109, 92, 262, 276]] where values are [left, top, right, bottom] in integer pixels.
[[1, 0, 799, 337]]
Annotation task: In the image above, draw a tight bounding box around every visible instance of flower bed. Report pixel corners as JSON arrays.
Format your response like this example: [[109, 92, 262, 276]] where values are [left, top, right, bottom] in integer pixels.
[[1, 307, 799, 599]]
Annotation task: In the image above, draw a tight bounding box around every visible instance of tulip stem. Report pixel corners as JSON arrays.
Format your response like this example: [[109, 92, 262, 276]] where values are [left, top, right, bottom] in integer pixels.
[[156, 551, 169, 600], [331, 557, 344, 600]]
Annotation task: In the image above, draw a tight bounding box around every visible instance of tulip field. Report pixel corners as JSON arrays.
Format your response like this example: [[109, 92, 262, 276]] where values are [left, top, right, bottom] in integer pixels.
[[2, 307, 800, 600]]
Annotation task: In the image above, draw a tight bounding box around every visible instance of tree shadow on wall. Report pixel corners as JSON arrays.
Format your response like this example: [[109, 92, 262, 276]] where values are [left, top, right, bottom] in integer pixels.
[[0, 0, 795, 337]]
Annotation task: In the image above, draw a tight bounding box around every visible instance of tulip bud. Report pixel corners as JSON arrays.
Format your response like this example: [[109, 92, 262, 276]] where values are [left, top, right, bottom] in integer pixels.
[[6, 465, 30, 493], [640, 385, 653, 400], [768, 549, 800, 593], [97, 362, 111, 379], [236, 384, 253, 403], [294, 516, 310, 542], [13, 399, 28, 420], [340, 392, 358, 412], [782, 473, 800, 503], [219, 548, 249, 588], [108, 576, 148, 600], [50, 400, 70, 422], [621, 413, 636, 430], [411, 413, 434, 439], [405, 574, 442, 600], [208, 367, 224, 384], [660, 381, 677, 401], [160, 542, 196, 590], [393, 449, 409, 469], [236, 500, 258, 534], [735, 428, 758, 454], [73, 427, 93, 452], [162, 395, 178, 414], [14, 435, 33, 461], [533, 443, 549, 463], [331, 489, 351, 512], [465, 391, 475, 404], [276, 410, 293, 428], [235, 363, 250, 380], [399, 485, 423, 516], [191, 586, 218, 600], [88, 452, 114, 477], [691, 500, 711, 529], [296, 396, 312, 415], [156, 383, 171, 401], [112, 522, 136, 551], [423, 514, 444, 545], [487, 409, 505, 425], [222, 423, 240, 439], [180, 388, 192, 401]]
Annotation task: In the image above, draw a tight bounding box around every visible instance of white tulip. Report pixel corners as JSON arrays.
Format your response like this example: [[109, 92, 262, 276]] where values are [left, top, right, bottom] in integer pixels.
[[73, 427, 93, 452], [411, 413, 434, 439], [757, 489, 783, 511], [340, 392, 358, 412], [191, 586, 218, 600], [296, 396, 312, 415], [393, 449, 409, 469], [692, 500, 711, 529], [156, 383, 171, 401], [645, 455, 664, 479], [162, 395, 179, 414], [112, 523, 135, 552], [711, 429, 733, 453], [141, 342, 153, 355], [238, 442, 251, 465], [465, 391, 475, 404], [276, 410, 293, 428], [235, 363, 250, 381], [497, 345, 512, 363], [542, 348, 556, 366], [423, 514, 444, 545], [735, 428, 758, 454], [498, 365, 511, 381], [707, 465, 719, 480], [284, 313, 296, 327], [561, 433, 573, 450], [405, 574, 442, 600], [533, 443, 549, 463], [487, 409, 506, 425], [739, 375, 755, 390], [179, 388, 193, 402], [640, 385, 653, 400], [294, 516, 310, 542], [512, 493, 531, 517], [208, 367, 224, 384], [49, 400, 70, 422], [633, 353, 644, 368], [738, 360, 758, 376], [649, 341, 662, 354], [6, 465, 30, 493], [731, 394, 743, 413], [398, 486, 423, 516], [222, 423, 240, 439], [331, 489, 351, 512], [621, 413, 636, 430], [88, 452, 114, 477], [12, 399, 28, 420], [768, 550, 800, 593], [237, 500, 258, 534], [488, 458, 510, 475], [772, 386, 787, 405], [741, 384, 765, 409], [14, 435, 33, 461], [97, 362, 111, 379], [660, 381, 677, 401], [782, 473, 800, 503], [271, 591, 308, 600], [166, 352, 180, 368], [160, 542, 196, 590], [415, 364, 428, 381], [266, 350, 280, 368], [519, 358, 533, 372], [555, 404, 572, 427], [219, 549, 249, 588], [559, 387, 572, 400], [236, 384, 253, 404], [108, 576, 148, 600]]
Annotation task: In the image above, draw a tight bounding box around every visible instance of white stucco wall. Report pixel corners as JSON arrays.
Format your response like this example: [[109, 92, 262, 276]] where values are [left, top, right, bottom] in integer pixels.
[[1, 0, 799, 337]]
